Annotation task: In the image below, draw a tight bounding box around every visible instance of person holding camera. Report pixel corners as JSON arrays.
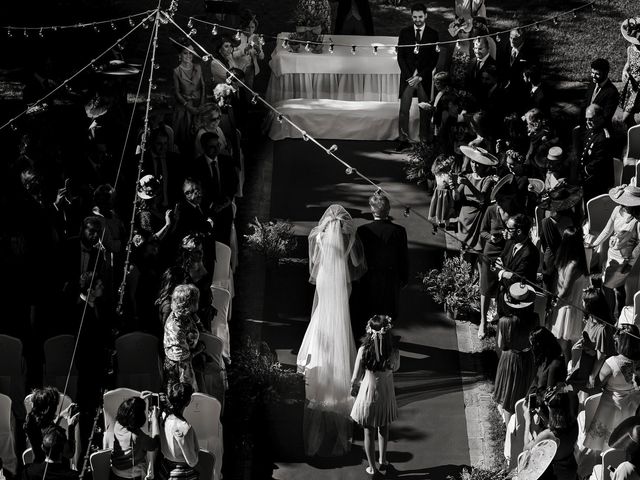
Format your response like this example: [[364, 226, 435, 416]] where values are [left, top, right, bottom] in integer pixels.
[[111, 396, 160, 480]]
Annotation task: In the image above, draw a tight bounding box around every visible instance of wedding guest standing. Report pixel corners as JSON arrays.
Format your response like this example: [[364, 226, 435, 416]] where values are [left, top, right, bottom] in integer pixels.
[[578, 104, 613, 202], [585, 58, 619, 129], [172, 42, 205, 154], [396, 3, 439, 150], [333, 0, 374, 35], [620, 18, 640, 129], [454, 0, 486, 20], [232, 13, 265, 88], [356, 194, 409, 337]]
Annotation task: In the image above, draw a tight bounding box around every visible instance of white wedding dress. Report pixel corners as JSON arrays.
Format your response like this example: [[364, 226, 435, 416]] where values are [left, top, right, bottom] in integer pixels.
[[297, 205, 367, 457]]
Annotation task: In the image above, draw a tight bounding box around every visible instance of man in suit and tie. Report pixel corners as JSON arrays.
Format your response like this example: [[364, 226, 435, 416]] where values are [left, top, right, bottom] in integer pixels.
[[494, 213, 540, 316], [584, 58, 619, 129], [142, 128, 184, 209], [467, 37, 496, 98], [189, 131, 238, 246], [353, 193, 409, 338], [523, 64, 550, 115], [578, 104, 613, 202], [396, 2, 439, 150]]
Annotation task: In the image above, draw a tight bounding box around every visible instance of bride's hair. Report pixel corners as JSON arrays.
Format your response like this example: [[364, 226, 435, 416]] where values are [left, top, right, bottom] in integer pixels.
[[361, 315, 395, 372]]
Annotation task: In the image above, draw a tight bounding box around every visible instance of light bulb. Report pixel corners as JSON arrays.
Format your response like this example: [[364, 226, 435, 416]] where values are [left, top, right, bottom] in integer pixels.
[[211, 25, 218, 36], [403, 207, 410, 217], [187, 18, 193, 28], [189, 28, 197, 35], [251, 94, 258, 105], [328, 145, 338, 154], [129, 18, 135, 27], [413, 45, 419, 54], [39, 28, 44, 38], [351, 45, 356, 55], [235, 30, 241, 41], [372, 45, 378, 55], [329, 43, 334, 53], [435, 44, 440, 53]]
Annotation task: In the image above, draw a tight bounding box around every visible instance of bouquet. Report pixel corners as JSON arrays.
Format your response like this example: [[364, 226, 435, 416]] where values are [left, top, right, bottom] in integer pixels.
[[213, 83, 237, 108]]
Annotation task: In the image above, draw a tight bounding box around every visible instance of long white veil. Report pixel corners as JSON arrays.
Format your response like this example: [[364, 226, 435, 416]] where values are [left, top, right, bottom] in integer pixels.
[[296, 204, 367, 456]]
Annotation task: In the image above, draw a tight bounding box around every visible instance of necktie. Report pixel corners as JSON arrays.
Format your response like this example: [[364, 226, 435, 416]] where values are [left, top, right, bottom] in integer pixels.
[[510, 49, 517, 65], [415, 28, 421, 43], [591, 85, 601, 103]]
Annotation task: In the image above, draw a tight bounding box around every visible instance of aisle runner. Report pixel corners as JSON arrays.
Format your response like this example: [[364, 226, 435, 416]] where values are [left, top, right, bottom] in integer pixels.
[[264, 139, 471, 479]]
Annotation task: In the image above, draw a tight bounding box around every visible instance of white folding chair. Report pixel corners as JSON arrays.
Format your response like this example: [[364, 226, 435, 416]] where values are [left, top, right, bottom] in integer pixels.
[[198, 333, 227, 408], [43, 335, 78, 400], [578, 392, 602, 450], [613, 157, 624, 187], [586, 194, 616, 273], [114, 332, 162, 392], [623, 124, 640, 171], [24, 392, 73, 431], [505, 398, 526, 470], [102, 388, 142, 448], [21, 447, 34, 466], [0, 393, 17, 474], [184, 393, 223, 480], [89, 449, 112, 480], [235, 128, 245, 198], [213, 241, 234, 297], [196, 449, 216, 480], [0, 335, 26, 422], [210, 286, 232, 361]]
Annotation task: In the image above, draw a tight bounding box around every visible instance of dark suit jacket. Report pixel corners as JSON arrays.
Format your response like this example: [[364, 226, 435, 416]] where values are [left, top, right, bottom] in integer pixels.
[[526, 84, 551, 115], [356, 219, 409, 321], [141, 151, 185, 208], [585, 79, 619, 127], [397, 25, 439, 98], [499, 238, 540, 290], [466, 55, 496, 97], [333, 0, 374, 35], [580, 127, 613, 200]]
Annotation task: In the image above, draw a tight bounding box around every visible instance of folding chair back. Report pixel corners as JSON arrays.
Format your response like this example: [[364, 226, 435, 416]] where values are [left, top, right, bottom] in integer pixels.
[[213, 242, 233, 294], [89, 449, 112, 480], [624, 124, 640, 164], [586, 194, 616, 237], [198, 333, 226, 405], [43, 335, 78, 400], [22, 448, 34, 466], [196, 449, 215, 480], [613, 157, 624, 186], [184, 393, 223, 480], [602, 448, 626, 480], [210, 286, 231, 359], [584, 393, 602, 434], [115, 332, 162, 392], [103, 388, 142, 448], [507, 398, 526, 470]]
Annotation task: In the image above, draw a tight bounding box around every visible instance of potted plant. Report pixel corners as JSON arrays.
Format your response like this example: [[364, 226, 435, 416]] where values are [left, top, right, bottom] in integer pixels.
[[244, 217, 298, 264], [419, 253, 480, 320], [404, 141, 441, 191]]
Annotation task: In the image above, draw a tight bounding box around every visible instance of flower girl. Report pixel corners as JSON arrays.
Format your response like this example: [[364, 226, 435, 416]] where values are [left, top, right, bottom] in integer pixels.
[[428, 154, 457, 233]]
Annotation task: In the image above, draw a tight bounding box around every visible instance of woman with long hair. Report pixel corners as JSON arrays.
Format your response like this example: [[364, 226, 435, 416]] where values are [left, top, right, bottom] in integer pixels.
[[550, 227, 588, 364], [585, 324, 640, 452], [158, 383, 199, 480], [350, 315, 400, 475], [297, 205, 367, 457], [111, 397, 159, 480], [529, 327, 567, 413]]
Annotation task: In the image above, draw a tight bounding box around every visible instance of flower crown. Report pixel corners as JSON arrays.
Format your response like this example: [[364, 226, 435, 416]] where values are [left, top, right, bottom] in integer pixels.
[[366, 315, 393, 336]]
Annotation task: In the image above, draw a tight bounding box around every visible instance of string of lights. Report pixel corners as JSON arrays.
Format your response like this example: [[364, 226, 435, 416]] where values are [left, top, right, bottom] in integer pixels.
[[0, 10, 157, 133], [184, 0, 595, 51], [163, 10, 637, 340], [2, 9, 155, 36]]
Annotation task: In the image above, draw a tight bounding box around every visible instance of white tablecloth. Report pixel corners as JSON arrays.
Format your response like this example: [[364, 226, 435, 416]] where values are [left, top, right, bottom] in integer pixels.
[[266, 34, 401, 104]]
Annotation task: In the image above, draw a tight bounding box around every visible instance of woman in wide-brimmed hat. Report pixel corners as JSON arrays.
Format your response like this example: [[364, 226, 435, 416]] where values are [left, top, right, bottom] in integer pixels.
[[586, 184, 640, 318], [456, 145, 498, 253], [492, 283, 536, 423], [621, 17, 640, 129]]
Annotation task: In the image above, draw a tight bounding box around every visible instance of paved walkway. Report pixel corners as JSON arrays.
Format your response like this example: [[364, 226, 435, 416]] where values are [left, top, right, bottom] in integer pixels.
[[240, 138, 484, 479]]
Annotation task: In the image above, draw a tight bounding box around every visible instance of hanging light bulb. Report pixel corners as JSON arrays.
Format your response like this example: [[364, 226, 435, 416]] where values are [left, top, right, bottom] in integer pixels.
[[413, 44, 419, 54], [251, 94, 258, 105], [111, 22, 116, 30], [329, 43, 335, 54], [282, 39, 289, 49], [117, 43, 124, 50], [572, 11, 577, 20], [435, 44, 440, 53], [23, 28, 28, 38], [142, 21, 149, 30], [189, 28, 197, 35], [94, 25, 100, 33], [372, 45, 378, 55], [345, 167, 354, 175], [38, 28, 44, 38], [328, 144, 338, 154], [351, 45, 356, 55], [129, 18, 135, 27], [305, 42, 311, 52], [456, 40, 460, 49], [495, 34, 501, 42], [211, 25, 218, 36], [403, 207, 411, 217], [553, 17, 559, 25], [534, 23, 539, 31], [187, 18, 193, 28], [226, 76, 234, 84], [302, 132, 309, 141], [277, 114, 283, 123], [151, 84, 157, 90], [154, 63, 160, 70], [259, 35, 265, 46], [52, 26, 58, 31], [10, 124, 18, 132], [235, 30, 241, 41], [202, 54, 210, 62], [7, 29, 13, 39]]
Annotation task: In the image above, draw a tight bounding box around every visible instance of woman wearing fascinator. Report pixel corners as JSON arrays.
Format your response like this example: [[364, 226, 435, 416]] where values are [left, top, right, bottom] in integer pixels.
[[297, 204, 367, 457]]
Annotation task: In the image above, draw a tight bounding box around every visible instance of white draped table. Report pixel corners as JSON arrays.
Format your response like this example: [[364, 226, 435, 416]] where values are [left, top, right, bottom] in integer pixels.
[[266, 34, 401, 104]]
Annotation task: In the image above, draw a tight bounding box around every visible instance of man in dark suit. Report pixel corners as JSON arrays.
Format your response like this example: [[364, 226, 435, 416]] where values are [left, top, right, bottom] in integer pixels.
[[142, 128, 185, 209], [396, 2, 439, 150], [467, 37, 496, 98], [495, 213, 540, 316], [333, 0, 374, 35], [189, 131, 238, 246], [578, 104, 613, 202], [502, 29, 535, 111], [523, 64, 550, 115], [354, 194, 409, 338], [584, 58, 619, 129]]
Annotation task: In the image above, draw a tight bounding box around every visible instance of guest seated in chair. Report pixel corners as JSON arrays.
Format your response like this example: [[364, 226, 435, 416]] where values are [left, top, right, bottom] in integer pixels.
[[158, 383, 199, 480], [111, 396, 160, 480], [24, 427, 78, 480]]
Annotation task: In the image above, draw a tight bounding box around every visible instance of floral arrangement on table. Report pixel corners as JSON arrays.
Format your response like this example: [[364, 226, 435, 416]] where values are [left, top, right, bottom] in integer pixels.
[[288, 0, 329, 53], [420, 253, 480, 317], [244, 217, 298, 261], [404, 140, 441, 186], [213, 83, 236, 108]]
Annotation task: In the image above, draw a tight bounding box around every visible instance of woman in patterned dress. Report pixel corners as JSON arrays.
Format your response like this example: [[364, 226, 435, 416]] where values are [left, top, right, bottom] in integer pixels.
[[163, 284, 205, 391], [620, 20, 640, 129], [172, 44, 205, 153]]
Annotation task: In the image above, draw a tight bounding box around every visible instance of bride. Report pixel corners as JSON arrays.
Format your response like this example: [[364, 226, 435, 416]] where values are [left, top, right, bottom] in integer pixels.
[[297, 204, 367, 457]]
